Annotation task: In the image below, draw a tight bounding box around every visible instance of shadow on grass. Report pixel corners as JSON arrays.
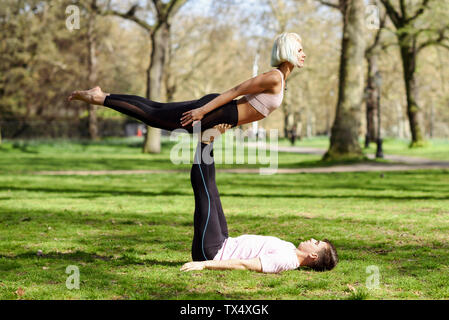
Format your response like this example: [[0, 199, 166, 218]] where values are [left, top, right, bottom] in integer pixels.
[[0, 185, 191, 198], [0, 175, 449, 201], [0, 157, 193, 174], [228, 178, 449, 194], [0, 251, 181, 268], [2, 205, 448, 272], [0, 207, 193, 229]]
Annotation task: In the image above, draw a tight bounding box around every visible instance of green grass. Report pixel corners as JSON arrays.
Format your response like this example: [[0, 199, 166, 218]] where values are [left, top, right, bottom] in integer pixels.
[[363, 138, 449, 161], [0, 136, 323, 173], [5, 135, 446, 174], [0, 138, 448, 299], [279, 136, 449, 161]]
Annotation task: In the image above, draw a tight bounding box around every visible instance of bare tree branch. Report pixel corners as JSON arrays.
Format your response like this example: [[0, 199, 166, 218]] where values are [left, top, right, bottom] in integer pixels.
[[406, 0, 431, 24], [316, 0, 341, 11], [99, 0, 187, 35], [101, 7, 153, 31], [166, 0, 187, 18], [149, 0, 187, 33], [380, 41, 399, 51], [151, 0, 164, 17], [379, 0, 402, 28], [366, 9, 388, 55], [417, 26, 449, 52], [399, 0, 406, 19]]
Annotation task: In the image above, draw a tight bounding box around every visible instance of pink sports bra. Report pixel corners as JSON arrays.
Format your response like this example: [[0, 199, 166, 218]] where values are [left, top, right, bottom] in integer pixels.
[[244, 69, 284, 117]]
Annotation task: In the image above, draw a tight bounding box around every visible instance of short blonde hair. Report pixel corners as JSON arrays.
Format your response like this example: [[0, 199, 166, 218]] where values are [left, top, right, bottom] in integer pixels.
[[271, 32, 302, 68]]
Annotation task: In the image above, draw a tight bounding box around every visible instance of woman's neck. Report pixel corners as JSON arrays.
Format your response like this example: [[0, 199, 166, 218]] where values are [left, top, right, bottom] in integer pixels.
[[277, 62, 294, 81]]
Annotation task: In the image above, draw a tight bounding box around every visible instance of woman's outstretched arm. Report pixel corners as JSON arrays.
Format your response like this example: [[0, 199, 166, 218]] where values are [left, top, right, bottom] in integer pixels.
[[180, 70, 281, 127], [180, 258, 263, 272]]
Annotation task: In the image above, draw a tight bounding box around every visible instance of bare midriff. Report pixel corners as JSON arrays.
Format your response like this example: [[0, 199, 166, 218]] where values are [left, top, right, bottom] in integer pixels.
[[235, 96, 265, 126]]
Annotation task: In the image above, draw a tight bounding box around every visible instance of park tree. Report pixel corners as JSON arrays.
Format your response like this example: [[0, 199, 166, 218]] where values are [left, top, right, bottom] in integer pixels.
[[100, 0, 187, 153], [364, 1, 387, 148], [317, 0, 367, 160], [0, 0, 78, 137], [86, 0, 100, 140], [0, 0, 122, 140], [164, 14, 227, 103], [379, 0, 449, 147], [0, 0, 41, 139]]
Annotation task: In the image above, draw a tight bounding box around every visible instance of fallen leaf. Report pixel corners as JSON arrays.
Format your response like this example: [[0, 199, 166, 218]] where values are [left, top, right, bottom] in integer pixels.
[[347, 284, 356, 292], [15, 287, 25, 297]]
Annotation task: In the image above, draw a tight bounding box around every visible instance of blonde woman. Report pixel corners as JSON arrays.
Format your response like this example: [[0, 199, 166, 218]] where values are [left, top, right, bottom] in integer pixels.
[[68, 33, 306, 137]]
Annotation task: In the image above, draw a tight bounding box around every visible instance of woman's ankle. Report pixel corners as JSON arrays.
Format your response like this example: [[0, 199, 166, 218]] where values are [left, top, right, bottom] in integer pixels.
[[98, 93, 110, 105]]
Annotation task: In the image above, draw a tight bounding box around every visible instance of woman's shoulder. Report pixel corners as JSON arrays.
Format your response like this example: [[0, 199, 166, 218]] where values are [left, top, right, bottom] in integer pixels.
[[257, 69, 282, 87]]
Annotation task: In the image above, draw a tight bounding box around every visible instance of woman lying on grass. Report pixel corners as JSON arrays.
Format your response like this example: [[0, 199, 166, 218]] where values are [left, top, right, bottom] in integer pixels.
[[182, 126, 338, 274]]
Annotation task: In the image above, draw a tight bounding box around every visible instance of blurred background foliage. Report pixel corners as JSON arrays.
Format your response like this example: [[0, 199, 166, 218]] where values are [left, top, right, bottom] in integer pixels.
[[0, 0, 448, 143]]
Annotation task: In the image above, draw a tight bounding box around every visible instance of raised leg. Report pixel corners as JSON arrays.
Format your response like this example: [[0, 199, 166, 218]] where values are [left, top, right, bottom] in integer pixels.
[[191, 141, 229, 261], [68, 89, 239, 134]]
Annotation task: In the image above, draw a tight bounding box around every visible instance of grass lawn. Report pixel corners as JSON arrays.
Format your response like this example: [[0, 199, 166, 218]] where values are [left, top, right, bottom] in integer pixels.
[[0, 138, 448, 300], [279, 136, 449, 161], [0, 137, 324, 173]]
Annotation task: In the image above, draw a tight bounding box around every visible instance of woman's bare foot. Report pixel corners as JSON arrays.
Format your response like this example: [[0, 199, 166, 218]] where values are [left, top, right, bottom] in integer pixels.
[[201, 123, 232, 144], [67, 86, 108, 105], [214, 123, 232, 134]]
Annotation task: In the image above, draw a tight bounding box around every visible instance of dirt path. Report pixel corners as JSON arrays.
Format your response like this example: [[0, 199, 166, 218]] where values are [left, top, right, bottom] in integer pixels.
[[33, 144, 448, 175], [34, 164, 449, 175], [246, 142, 449, 164]]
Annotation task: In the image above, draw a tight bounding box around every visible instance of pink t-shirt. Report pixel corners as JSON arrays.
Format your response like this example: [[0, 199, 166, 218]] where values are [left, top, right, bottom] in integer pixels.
[[213, 234, 300, 274]]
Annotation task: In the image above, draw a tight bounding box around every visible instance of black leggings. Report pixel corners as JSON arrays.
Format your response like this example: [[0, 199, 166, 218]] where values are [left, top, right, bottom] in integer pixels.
[[103, 93, 239, 133], [191, 142, 228, 261]]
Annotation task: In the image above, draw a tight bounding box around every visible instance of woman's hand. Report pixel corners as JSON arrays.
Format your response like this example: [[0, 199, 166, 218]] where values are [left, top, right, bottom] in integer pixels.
[[180, 261, 206, 272], [181, 108, 205, 127]]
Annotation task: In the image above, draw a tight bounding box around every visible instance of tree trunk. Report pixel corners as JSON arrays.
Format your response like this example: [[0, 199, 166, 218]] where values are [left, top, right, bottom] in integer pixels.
[[324, 0, 366, 160], [364, 54, 379, 147], [325, 106, 331, 136], [400, 41, 424, 147], [429, 102, 434, 138], [143, 22, 170, 154], [306, 109, 313, 138], [87, 3, 99, 140], [283, 112, 290, 138]]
